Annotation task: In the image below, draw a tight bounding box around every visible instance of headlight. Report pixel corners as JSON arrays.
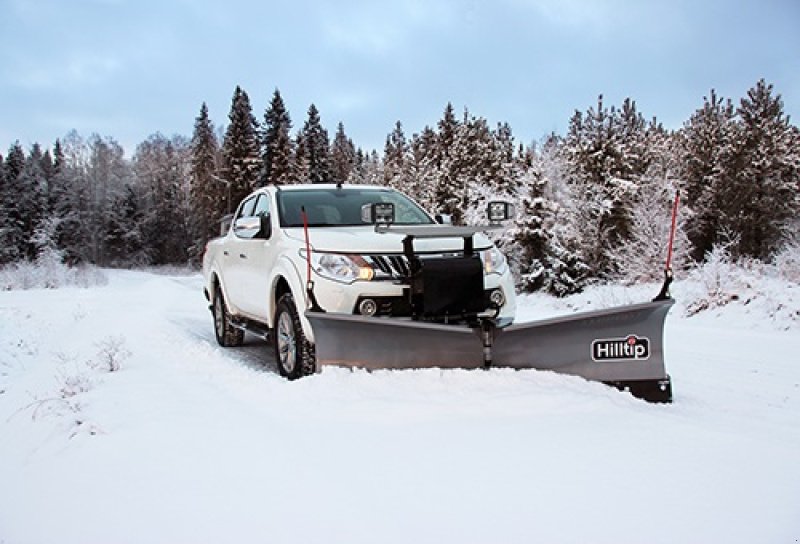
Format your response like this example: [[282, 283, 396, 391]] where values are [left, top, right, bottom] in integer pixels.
[[482, 247, 508, 276], [301, 250, 374, 283]]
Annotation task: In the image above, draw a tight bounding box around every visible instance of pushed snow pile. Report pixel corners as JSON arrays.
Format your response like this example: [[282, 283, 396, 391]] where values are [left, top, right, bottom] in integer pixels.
[[681, 244, 800, 329], [516, 245, 800, 331], [1, 269, 799, 544]]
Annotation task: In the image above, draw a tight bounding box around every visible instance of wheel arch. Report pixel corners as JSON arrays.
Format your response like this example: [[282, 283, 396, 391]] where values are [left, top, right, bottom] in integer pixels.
[[268, 256, 314, 342]]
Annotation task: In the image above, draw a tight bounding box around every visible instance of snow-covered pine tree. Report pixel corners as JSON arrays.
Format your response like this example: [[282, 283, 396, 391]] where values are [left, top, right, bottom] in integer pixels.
[[408, 126, 439, 210], [190, 102, 224, 259], [562, 95, 651, 277], [18, 143, 50, 260], [330, 122, 355, 185], [52, 131, 93, 264], [299, 104, 330, 184], [720, 80, 799, 260], [362, 150, 384, 186], [293, 129, 309, 183], [261, 89, 294, 186], [383, 121, 408, 190], [433, 103, 461, 219], [490, 122, 521, 196], [222, 86, 260, 211], [509, 141, 590, 296], [679, 89, 736, 261], [105, 184, 149, 266], [0, 142, 26, 263], [508, 156, 554, 291]]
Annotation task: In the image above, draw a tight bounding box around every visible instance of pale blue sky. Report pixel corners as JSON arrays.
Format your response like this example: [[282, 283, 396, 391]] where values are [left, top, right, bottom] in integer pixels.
[[1, 0, 798, 156]]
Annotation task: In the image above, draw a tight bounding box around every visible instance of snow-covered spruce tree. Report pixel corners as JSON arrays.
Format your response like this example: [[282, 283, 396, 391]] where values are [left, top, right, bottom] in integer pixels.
[[105, 184, 149, 267], [512, 140, 591, 296], [562, 96, 653, 277], [222, 86, 260, 212], [355, 148, 386, 186], [49, 131, 97, 265], [507, 156, 554, 291], [433, 102, 462, 220], [679, 89, 736, 262], [407, 126, 439, 210], [718, 80, 799, 260], [383, 120, 408, 190], [189, 102, 225, 259], [0, 142, 26, 263], [293, 129, 309, 183], [437, 109, 500, 224], [17, 143, 50, 260], [261, 89, 294, 186], [330, 122, 356, 185], [298, 104, 330, 184], [490, 122, 522, 196]]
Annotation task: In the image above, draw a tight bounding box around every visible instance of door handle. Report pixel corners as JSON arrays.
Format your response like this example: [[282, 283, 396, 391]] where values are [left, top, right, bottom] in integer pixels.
[[239, 254, 247, 259], [223, 251, 229, 257]]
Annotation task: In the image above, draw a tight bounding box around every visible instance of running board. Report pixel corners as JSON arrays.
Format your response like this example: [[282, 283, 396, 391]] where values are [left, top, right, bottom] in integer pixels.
[[229, 319, 272, 342], [306, 299, 674, 402]]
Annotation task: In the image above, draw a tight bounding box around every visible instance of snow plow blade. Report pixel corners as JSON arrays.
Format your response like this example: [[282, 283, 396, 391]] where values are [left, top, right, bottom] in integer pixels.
[[307, 313, 485, 370], [492, 299, 674, 402], [306, 298, 674, 403]]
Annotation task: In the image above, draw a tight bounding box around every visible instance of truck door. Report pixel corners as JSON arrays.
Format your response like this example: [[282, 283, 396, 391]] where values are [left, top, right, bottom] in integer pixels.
[[231, 194, 276, 319], [224, 195, 257, 313]]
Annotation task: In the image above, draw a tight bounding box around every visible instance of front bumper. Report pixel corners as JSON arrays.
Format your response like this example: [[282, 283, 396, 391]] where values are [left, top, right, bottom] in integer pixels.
[[311, 270, 516, 322]]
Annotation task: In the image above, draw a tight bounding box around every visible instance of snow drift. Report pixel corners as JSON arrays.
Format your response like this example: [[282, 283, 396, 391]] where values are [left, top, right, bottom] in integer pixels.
[[0, 269, 798, 543]]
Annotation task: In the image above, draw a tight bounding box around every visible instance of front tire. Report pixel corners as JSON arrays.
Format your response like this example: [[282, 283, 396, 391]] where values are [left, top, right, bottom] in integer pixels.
[[274, 293, 315, 380], [213, 286, 244, 347]]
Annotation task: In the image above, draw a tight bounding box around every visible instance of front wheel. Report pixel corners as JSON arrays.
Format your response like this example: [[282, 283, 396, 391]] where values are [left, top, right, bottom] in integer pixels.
[[274, 293, 315, 380]]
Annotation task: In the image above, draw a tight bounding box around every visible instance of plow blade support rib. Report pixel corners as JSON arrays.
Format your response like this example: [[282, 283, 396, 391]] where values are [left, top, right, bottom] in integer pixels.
[[307, 298, 673, 384]]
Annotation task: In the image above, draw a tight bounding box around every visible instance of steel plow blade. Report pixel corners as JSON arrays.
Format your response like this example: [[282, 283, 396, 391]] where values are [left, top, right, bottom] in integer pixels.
[[493, 299, 674, 381], [307, 312, 484, 370], [306, 298, 674, 402]]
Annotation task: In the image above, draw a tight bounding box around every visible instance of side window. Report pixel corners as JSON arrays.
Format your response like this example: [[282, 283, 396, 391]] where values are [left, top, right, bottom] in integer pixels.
[[253, 194, 270, 217], [237, 196, 257, 220], [233, 196, 259, 239]]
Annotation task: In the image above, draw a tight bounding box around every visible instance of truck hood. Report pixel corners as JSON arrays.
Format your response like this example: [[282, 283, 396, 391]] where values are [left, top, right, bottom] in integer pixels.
[[283, 226, 494, 254]]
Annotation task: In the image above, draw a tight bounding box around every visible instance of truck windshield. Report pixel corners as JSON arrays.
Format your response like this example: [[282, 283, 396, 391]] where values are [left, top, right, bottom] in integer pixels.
[[277, 188, 435, 227]]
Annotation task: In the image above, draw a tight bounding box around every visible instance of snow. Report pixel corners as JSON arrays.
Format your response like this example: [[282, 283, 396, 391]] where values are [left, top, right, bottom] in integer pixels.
[[1, 269, 799, 543]]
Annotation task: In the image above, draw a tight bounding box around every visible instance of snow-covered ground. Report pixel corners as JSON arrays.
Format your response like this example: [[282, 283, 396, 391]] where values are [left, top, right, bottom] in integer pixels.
[[1, 269, 798, 544]]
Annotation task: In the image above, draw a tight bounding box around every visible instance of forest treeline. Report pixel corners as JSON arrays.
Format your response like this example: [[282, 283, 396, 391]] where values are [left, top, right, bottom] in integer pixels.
[[1, 79, 797, 295]]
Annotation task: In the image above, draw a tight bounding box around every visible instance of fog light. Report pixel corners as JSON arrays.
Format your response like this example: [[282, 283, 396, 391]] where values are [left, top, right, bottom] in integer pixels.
[[489, 289, 505, 308], [359, 298, 378, 316]]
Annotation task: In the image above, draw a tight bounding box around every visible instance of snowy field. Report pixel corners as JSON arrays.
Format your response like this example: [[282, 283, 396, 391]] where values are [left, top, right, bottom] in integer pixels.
[[1, 269, 798, 544]]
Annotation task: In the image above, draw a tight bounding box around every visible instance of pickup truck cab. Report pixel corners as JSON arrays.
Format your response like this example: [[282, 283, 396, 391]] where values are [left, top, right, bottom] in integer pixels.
[[203, 184, 516, 379]]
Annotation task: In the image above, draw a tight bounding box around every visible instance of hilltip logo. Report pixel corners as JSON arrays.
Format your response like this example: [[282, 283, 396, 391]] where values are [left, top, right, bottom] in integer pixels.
[[592, 335, 650, 362]]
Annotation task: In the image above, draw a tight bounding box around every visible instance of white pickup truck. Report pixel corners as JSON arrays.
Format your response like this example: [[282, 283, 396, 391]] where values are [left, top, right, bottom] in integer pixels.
[[202, 183, 516, 379]]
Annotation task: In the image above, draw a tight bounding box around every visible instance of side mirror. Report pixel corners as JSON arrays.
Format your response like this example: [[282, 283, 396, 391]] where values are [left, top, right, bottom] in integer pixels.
[[234, 215, 271, 239], [258, 213, 272, 240], [487, 201, 515, 224], [361, 203, 395, 225]]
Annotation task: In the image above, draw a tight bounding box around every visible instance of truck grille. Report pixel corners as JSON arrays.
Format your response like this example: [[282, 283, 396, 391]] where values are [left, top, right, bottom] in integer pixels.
[[365, 255, 411, 279]]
